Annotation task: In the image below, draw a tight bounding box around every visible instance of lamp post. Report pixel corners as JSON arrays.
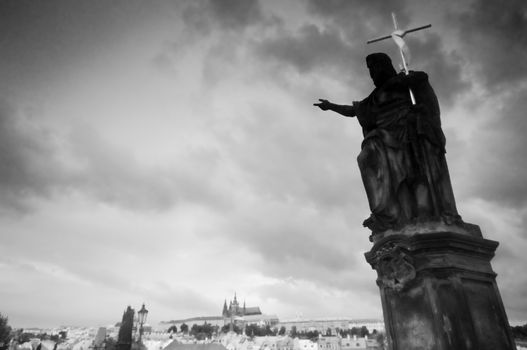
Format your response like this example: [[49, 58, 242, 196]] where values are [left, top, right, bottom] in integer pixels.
[[137, 304, 148, 345]]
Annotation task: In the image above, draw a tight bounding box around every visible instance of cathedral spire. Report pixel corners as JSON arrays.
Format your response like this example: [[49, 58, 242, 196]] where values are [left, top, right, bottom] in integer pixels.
[[222, 299, 228, 317]]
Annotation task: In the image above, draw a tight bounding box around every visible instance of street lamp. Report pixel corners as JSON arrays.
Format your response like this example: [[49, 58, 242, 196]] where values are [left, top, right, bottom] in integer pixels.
[[137, 303, 148, 345]]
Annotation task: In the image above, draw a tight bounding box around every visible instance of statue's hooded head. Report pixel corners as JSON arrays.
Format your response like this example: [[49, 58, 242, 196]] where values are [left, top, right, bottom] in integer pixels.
[[366, 53, 397, 87]]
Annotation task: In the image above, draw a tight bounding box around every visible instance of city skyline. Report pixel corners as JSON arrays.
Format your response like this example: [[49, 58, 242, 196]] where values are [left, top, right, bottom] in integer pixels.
[[1, 0, 527, 328]]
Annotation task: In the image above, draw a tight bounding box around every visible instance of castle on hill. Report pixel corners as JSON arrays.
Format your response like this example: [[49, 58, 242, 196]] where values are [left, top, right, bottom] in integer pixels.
[[162, 293, 278, 329], [222, 292, 262, 319], [161, 293, 384, 335]]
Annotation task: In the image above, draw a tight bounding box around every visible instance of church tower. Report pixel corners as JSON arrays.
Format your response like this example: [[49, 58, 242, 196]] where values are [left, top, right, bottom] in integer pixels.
[[229, 292, 240, 316], [222, 299, 228, 317]]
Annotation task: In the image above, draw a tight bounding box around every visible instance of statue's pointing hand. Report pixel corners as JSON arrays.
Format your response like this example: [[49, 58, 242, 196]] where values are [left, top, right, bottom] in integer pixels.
[[314, 99, 332, 111]]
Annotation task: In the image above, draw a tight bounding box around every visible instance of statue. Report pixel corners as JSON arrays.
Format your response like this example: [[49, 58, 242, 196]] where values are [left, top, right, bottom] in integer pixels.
[[322, 16, 517, 350], [315, 53, 461, 234]]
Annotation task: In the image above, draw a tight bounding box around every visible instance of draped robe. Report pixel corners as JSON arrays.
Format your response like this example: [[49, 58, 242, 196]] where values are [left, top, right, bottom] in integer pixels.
[[354, 71, 459, 232]]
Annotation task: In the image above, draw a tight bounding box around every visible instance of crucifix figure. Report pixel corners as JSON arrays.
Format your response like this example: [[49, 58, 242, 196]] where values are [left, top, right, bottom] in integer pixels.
[[314, 14, 461, 235]]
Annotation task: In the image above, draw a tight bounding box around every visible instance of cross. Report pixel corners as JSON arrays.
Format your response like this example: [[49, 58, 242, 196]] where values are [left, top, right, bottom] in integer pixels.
[[367, 13, 431, 104]]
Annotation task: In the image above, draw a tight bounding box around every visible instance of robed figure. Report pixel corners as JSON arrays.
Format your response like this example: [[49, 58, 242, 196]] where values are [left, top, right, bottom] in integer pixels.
[[315, 53, 460, 233]]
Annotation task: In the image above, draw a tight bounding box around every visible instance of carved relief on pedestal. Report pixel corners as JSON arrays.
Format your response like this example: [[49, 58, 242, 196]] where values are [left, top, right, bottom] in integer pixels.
[[370, 242, 416, 292]]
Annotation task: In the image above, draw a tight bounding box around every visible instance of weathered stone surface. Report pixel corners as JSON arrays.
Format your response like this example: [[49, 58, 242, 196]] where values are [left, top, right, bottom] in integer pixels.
[[369, 220, 482, 243], [365, 230, 516, 350]]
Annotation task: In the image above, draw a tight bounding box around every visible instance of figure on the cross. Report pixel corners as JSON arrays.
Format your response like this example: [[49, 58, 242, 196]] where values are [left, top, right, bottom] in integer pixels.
[[314, 52, 461, 233]]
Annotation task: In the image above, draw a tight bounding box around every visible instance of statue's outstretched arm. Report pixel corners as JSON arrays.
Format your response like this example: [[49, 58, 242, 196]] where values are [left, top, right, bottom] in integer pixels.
[[314, 99, 356, 117]]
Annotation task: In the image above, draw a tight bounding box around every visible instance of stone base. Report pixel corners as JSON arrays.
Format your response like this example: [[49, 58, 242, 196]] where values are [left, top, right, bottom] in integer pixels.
[[369, 220, 482, 244], [365, 230, 516, 350]]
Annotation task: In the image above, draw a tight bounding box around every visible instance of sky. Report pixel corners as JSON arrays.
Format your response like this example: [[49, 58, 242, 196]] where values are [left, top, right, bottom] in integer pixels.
[[1, 0, 527, 329]]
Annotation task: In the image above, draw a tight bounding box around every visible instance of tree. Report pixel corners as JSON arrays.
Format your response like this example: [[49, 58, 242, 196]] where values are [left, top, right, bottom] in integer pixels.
[[220, 324, 241, 334], [304, 330, 319, 340], [511, 323, 527, 341], [278, 326, 286, 336], [167, 326, 177, 334], [180, 323, 188, 334], [244, 324, 257, 336], [190, 323, 214, 340], [18, 333, 34, 344], [117, 306, 135, 350], [290, 326, 297, 338], [0, 314, 12, 350], [350, 327, 360, 336], [50, 334, 60, 343], [243, 324, 275, 337], [105, 337, 117, 350], [359, 326, 369, 337]]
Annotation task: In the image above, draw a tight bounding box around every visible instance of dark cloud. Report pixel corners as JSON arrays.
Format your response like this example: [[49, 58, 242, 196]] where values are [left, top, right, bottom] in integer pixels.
[[155, 0, 273, 83], [210, 199, 370, 290], [466, 87, 527, 208], [152, 51, 179, 77], [213, 101, 363, 212], [305, 0, 412, 41], [252, 1, 469, 105], [237, 217, 354, 271], [253, 24, 358, 77], [201, 40, 241, 86], [0, 100, 62, 213], [181, 0, 264, 35], [0, 99, 230, 214], [65, 123, 228, 212], [404, 34, 471, 106], [206, 0, 264, 30], [0, 0, 167, 95], [452, 0, 527, 90]]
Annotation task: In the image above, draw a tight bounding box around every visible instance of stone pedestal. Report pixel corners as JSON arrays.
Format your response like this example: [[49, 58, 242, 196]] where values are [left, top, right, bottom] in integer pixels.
[[365, 225, 516, 350]]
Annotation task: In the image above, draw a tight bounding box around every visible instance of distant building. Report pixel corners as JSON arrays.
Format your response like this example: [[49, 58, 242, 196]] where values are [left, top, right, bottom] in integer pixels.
[[162, 317, 225, 330], [294, 339, 317, 350], [92, 328, 106, 350], [223, 293, 279, 329], [276, 336, 294, 350], [162, 294, 278, 331], [162, 343, 226, 350], [277, 319, 383, 335], [340, 335, 366, 350], [317, 337, 339, 350], [223, 293, 262, 320], [217, 333, 380, 350], [253, 336, 278, 350]]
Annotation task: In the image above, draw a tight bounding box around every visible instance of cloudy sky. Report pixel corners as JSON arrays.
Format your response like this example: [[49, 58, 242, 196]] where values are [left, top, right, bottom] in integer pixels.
[[1, 0, 527, 328]]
